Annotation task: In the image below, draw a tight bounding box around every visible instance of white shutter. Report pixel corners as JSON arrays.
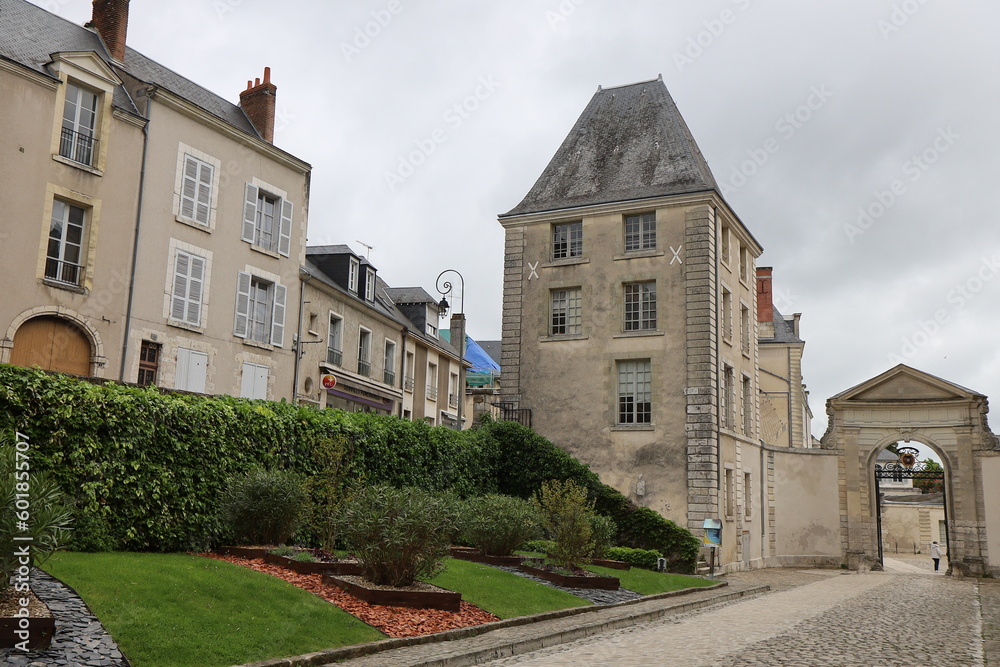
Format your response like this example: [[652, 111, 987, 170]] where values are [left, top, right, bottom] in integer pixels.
[[176, 348, 207, 393], [240, 362, 256, 398], [171, 252, 190, 321], [242, 183, 258, 243], [187, 255, 205, 325], [196, 161, 213, 224], [234, 271, 252, 338], [278, 199, 293, 257], [176, 347, 190, 390], [241, 362, 269, 399], [181, 157, 198, 220], [270, 282, 287, 347]]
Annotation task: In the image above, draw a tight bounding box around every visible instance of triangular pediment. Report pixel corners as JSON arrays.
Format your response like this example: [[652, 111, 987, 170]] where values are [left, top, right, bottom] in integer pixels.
[[832, 365, 983, 403], [49, 51, 122, 87]]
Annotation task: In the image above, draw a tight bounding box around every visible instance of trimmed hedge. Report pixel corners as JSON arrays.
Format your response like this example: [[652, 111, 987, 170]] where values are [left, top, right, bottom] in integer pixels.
[[606, 546, 663, 570], [0, 365, 699, 572]]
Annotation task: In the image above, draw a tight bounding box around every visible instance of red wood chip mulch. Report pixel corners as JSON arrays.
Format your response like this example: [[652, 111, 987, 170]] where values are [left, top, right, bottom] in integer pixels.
[[199, 553, 499, 638]]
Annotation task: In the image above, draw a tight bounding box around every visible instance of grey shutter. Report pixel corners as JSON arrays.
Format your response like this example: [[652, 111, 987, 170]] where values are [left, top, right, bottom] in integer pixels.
[[278, 199, 293, 257], [187, 255, 205, 325], [196, 162, 213, 224], [181, 157, 198, 219], [171, 252, 189, 321], [270, 282, 287, 347], [234, 271, 252, 338], [242, 183, 258, 243]]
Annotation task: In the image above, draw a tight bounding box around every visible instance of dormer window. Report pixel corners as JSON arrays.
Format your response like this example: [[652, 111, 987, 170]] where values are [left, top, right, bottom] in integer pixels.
[[348, 257, 360, 292], [60, 83, 98, 167], [365, 270, 375, 301]]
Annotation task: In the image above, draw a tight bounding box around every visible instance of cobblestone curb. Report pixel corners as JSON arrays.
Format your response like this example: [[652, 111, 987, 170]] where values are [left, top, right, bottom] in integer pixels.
[[233, 581, 769, 667]]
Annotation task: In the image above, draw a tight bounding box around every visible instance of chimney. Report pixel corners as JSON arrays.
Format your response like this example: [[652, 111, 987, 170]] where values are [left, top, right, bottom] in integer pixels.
[[91, 0, 130, 63], [239, 67, 277, 143], [756, 267, 773, 323]]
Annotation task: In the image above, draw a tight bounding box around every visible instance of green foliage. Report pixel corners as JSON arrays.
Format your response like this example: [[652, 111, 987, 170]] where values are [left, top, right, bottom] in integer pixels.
[[291, 550, 316, 563], [459, 494, 542, 557], [220, 469, 308, 546], [913, 458, 944, 494], [1, 436, 74, 591], [521, 539, 555, 555], [605, 546, 664, 570], [268, 546, 295, 557], [590, 514, 617, 559], [0, 365, 699, 571], [534, 479, 595, 569], [338, 485, 458, 586]]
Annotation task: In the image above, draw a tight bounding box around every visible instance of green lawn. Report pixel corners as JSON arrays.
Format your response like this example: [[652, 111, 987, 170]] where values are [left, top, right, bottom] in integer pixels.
[[42, 552, 384, 667], [583, 564, 717, 595], [429, 557, 590, 618]]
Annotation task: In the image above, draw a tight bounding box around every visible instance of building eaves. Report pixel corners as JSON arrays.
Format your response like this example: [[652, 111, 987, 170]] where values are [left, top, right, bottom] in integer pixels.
[[502, 75, 719, 218], [385, 286, 437, 305]]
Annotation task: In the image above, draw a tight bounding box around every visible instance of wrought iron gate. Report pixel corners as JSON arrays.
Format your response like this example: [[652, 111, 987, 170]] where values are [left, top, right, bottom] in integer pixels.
[[873, 446, 947, 566]]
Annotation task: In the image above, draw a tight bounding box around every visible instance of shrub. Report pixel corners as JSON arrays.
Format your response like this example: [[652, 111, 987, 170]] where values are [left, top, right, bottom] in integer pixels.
[[616, 507, 700, 573], [1, 437, 73, 592], [268, 545, 295, 557], [460, 494, 541, 557], [338, 485, 458, 587], [521, 540, 554, 555], [220, 469, 308, 546], [291, 550, 316, 563], [606, 546, 663, 570], [534, 479, 595, 569], [304, 434, 354, 552], [590, 514, 617, 560]]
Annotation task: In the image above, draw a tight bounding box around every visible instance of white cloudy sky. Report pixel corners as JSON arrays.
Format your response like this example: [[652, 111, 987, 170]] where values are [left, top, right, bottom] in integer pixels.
[[36, 0, 1000, 440]]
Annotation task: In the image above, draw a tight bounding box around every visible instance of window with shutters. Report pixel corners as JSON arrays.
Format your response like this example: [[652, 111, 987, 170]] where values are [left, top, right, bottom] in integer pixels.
[[233, 270, 287, 347], [240, 362, 269, 399], [241, 181, 292, 257], [175, 347, 208, 393], [178, 158, 214, 226], [169, 250, 206, 327]]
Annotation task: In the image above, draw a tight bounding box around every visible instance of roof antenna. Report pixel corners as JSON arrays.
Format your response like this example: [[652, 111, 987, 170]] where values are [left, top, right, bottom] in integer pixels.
[[356, 240, 375, 259]]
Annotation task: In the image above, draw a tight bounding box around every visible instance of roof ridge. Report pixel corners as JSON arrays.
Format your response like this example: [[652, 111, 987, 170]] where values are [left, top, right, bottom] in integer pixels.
[[596, 73, 663, 92]]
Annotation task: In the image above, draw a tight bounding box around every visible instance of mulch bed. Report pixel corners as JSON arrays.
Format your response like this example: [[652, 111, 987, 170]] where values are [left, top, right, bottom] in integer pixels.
[[201, 553, 498, 638]]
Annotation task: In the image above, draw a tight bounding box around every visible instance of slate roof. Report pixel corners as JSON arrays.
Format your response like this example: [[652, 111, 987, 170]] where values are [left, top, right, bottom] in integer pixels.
[[385, 287, 438, 305], [0, 0, 258, 136], [502, 76, 719, 217], [478, 340, 502, 367], [761, 307, 803, 344]]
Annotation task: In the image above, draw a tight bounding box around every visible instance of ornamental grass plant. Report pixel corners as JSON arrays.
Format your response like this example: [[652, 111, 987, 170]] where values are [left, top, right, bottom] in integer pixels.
[[219, 468, 308, 546], [338, 485, 458, 587], [459, 494, 541, 557]]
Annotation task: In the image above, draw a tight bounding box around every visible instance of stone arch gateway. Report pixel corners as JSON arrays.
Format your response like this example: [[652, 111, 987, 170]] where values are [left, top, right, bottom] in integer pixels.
[[821, 364, 1000, 576]]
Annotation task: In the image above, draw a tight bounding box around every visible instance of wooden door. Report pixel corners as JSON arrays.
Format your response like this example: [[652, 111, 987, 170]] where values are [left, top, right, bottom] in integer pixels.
[[10, 316, 92, 376]]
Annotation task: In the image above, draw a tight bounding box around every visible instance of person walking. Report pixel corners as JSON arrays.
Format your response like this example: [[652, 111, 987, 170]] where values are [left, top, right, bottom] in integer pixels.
[[930, 541, 942, 571]]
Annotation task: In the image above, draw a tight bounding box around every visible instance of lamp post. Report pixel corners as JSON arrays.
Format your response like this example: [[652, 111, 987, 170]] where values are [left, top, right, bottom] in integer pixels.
[[436, 269, 465, 430]]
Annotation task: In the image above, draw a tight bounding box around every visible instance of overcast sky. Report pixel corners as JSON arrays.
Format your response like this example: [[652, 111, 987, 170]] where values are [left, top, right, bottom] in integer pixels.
[[34, 0, 1000, 441]]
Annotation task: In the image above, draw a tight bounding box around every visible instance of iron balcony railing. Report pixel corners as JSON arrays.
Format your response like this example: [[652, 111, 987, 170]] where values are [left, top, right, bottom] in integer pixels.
[[44, 258, 84, 286], [357, 359, 371, 377], [426, 385, 438, 401], [59, 127, 97, 167], [326, 347, 342, 366], [383, 369, 396, 386], [448, 393, 459, 409], [491, 402, 532, 428], [404, 376, 415, 392], [742, 337, 751, 355]]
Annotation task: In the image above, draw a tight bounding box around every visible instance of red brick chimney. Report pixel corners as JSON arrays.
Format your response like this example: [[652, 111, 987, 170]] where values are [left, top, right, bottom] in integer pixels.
[[91, 0, 130, 63], [756, 267, 773, 324], [239, 67, 277, 143]]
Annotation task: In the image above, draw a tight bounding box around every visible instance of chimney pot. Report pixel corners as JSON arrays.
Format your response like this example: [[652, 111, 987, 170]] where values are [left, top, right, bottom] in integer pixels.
[[756, 266, 774, 324], [239, 67, 278, 143], [264, 67, 271, 83], [91, 0, 131, 63]]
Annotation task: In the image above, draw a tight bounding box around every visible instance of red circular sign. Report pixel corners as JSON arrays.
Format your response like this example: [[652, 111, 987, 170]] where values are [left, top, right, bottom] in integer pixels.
[[321, 374, 337, 389]]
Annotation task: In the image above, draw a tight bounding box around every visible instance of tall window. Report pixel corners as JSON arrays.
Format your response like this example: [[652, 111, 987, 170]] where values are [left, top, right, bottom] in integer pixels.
[[46, 200, 86, 286], [384, 340, 396, 385], [617, 360, 651, 424], [327, 314, 343, 365], [741, 304, 751, 355], [234, 272, 286, 347], [725, 467, 735, 517], [742, 375, 753, 435], [721, 365, 735, 430], [624, 281, 656, 331], [60, 83, 98, 166], [137, 341, 160, 387], [241, 184, 292, 256], [449, 372, 459, 409], [427, 362, 438, 400], [179, 155, 215, 225], [721, 287, 733, 340], [740, 245, 750, 283], [170, 250, 205, 326], [624, 212, 656, 251], [550, 288, 582, 335], [404, 351, 415, 392], [365, 270, 376, 301], [744, 472, 752, 518], [348, 257, 360, 292], [552, 222, 583, 259], [357, 328, 371, 376], [720, 223, 731, 265]]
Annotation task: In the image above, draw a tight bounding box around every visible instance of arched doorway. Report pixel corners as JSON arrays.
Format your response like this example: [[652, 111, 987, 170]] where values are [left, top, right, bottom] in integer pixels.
[[10, 315, 93, 376], [822, 364, 1000, 577]]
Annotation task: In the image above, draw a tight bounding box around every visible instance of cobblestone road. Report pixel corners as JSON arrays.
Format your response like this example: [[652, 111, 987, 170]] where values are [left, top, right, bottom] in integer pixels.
[[484, 561, 987, 667]]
